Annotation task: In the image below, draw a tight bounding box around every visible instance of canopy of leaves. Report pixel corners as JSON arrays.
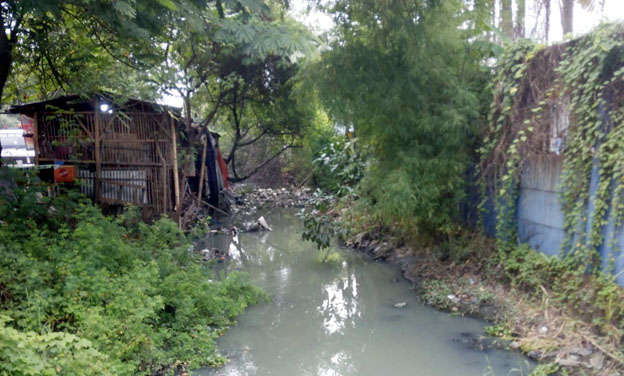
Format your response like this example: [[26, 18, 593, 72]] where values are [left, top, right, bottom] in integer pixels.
[[0, 0, 194, 103]]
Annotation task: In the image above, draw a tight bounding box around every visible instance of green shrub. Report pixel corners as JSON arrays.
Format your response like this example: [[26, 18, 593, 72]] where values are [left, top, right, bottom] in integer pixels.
[[0, 168, 264, 375], [0, 315, 115, 376], [312, 139, 367, 196]]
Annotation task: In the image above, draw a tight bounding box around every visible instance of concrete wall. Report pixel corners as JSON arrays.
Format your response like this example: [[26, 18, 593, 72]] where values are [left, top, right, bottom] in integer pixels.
[[480, 99, 624, 285], [516, 156, 565, 257]]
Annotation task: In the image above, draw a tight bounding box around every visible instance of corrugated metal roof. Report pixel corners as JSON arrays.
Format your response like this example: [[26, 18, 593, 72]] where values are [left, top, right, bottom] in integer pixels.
[[6, 93, 181, 115]]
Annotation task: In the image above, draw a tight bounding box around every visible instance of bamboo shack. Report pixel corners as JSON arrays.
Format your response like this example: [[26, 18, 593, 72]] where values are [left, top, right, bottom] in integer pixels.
[[8, 94, 181, 219]]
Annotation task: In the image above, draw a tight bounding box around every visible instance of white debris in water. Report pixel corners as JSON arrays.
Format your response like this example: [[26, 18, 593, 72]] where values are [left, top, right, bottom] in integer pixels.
[[394, 302, 407, 308], [258, 216, 272, 231]]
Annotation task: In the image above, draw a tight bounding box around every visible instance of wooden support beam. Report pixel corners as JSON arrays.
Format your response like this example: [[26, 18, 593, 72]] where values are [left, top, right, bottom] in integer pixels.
[[200, 199, 229, 217], [197, 136, 208, 206], [33, 113, 40, 165], [169, 114, 181, 228], [94, 104, 102, 202]]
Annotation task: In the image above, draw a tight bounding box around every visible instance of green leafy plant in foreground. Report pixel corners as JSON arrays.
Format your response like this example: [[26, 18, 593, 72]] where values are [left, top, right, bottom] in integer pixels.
[[0, 168, 264, 375], [301, 190, 340, 250]]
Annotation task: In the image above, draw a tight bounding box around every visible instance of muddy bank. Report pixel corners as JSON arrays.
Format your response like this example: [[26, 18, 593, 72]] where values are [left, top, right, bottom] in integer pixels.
[[342, 232, 622, 376], [344, 233, 501, 321]]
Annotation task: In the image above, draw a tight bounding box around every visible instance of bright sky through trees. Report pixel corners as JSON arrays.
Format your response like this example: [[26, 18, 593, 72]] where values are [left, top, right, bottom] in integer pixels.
[[288, 0, 624, 41], [550, 1, 624, 41], [160, 0, 624, 108]]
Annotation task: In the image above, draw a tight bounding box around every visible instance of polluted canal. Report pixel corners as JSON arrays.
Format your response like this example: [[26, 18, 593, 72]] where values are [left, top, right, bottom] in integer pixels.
[[196, 208, 532, 376]]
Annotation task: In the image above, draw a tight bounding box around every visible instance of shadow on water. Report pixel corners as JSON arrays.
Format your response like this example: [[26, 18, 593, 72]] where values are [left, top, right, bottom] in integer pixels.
[[195, 208, 534, 376]]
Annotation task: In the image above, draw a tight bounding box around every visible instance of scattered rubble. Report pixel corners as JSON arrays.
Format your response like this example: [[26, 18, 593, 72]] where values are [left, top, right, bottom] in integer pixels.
[[240, 216, 273, 232], [200, 248, 226, 261], [229, 184, 312, 214]]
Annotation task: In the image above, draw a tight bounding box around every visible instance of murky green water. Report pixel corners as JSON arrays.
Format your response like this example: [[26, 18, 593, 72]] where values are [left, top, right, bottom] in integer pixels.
[[196, 208, 532, 376]]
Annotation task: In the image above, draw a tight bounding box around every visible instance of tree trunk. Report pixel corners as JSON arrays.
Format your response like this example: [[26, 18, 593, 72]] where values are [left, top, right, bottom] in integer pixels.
[[229, 149, 239, 180], [515, 0, 525, 39], [229, 144, 295, 183], [474, 0, 494, 41], [500, 0, 513, 39], [560, 0, 574, 36], [545, 0, 551, 43], [0, 14, 15, 105], [0, 42, 12, 105]]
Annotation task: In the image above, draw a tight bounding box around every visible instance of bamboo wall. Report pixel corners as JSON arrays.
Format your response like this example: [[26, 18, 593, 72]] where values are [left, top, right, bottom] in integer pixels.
[[33, 109, 177, 215]]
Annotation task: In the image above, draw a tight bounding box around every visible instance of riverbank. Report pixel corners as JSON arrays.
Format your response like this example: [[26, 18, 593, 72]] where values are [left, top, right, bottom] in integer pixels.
[[343, 230, 624, 376]]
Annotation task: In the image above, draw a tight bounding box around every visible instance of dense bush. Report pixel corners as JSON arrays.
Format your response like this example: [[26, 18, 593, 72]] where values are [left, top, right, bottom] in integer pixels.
[[0, 168, 264, 375]]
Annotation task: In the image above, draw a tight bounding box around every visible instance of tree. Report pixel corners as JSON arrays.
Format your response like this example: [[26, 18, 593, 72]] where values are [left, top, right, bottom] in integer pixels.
[[500, 0, 513, 38], [217, 55, 313, 182], [148, 0, 315, 184], [309, 0, 490, 233], [545, 0, 551, 42], [515, 0, 525, 38], [559, 0, 605, 37], [0, 0, 182, 104], [561, 0, 574, 35]]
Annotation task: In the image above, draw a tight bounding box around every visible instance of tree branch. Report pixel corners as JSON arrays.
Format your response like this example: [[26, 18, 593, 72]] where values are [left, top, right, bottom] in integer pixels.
[[237, 129, 269, 147], [229, 143, 299, 182]]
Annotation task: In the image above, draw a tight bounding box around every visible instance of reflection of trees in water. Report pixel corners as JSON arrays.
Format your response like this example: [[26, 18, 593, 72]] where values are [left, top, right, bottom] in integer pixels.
[[202, 210, 384, 375], [319, 265, 359, 335]]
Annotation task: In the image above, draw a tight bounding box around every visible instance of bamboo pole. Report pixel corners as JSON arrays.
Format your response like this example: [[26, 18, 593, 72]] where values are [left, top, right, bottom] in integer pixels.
[[156, 142, 167, 215], [196, 136, 208, 206], [200, 199, 229, 217], [169, 114, 181, 228], [94, 104, 102, 202]]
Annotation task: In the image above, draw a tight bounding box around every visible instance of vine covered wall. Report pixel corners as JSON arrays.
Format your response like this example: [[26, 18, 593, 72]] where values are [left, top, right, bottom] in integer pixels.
[[481, 23, 624, 284]]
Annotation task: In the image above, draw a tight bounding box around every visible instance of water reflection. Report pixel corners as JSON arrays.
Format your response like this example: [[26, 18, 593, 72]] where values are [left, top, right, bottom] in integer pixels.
[[198, 209, 532, 376], [319, 270, 360, 335]]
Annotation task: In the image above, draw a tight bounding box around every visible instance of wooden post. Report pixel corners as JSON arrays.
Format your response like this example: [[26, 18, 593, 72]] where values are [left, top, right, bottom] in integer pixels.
[[169, 114, 181, 228], [162, 164, 167, 214], [94, 103, 102, 202], [32, 113, 40, 165], [155, 143, 167, 215], [196, 136, 208, 206]]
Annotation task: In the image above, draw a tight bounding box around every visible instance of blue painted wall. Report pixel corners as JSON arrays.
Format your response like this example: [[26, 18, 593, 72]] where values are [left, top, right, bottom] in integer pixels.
[[482, 153, 624, 285], [516, 156, 565, 257]]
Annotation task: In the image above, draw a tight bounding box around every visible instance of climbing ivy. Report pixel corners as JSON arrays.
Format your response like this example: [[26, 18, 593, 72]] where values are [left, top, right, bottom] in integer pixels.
[[557, 24, 624, 268], [479, 39, 546, 247], [482, 23, 624, 272]]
